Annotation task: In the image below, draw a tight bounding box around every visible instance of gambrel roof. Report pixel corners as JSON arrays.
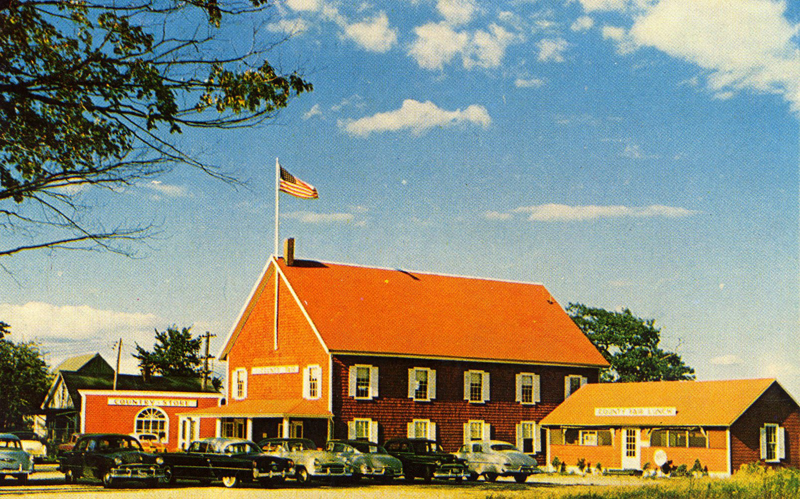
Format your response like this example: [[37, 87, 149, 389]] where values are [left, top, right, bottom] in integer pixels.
[[540, 378, 793, 427], [221, 257, 608, 367]]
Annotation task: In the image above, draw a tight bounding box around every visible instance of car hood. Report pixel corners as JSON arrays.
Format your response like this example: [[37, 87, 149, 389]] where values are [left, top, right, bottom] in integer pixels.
[[108, 450, 159, 465], [0, 449, 30, 462], [350, 454, 403, 469]]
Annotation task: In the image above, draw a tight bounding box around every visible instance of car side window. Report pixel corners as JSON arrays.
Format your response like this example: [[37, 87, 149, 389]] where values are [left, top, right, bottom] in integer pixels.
[[472, 443, 483, 452], [86, 440, 97, 452]]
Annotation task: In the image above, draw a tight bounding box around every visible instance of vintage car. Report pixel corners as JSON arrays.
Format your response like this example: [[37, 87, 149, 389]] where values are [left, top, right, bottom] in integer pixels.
[[133, 433, 167, 453], [160, 437, 294, 488], [258, 437, 353, 483], [383, 438, 470, 482], [326, 440, 404, 482], [0, 434, 34, 484], [58, 433, 166, 488], [453, 440, 538, 483], [9, 431, 47, 463], [57, 433, 84, 455]]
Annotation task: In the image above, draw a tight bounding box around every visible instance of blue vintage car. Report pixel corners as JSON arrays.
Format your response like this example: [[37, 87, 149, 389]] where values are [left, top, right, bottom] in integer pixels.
[[0, 434, 34, 484], [326, 440, 404, 482]]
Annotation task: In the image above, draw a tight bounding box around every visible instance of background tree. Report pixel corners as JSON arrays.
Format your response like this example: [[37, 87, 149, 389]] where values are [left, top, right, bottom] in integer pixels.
[[0, 322, 52, 429], [134, 325, 220, 389], [1, 0, 312, 258], [567, 303, 695, 383]]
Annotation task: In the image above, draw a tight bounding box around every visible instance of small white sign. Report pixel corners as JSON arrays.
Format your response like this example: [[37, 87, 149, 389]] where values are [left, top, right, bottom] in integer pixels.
[[594, 407, 677, 417], [108, 398, 198, 408], [251, 365, 299, 375]]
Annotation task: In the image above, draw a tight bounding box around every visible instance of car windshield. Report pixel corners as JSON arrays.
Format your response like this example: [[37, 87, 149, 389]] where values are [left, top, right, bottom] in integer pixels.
[[491, 443, 519, 452], [224, 442, 259, 454], [0, 439, 20, 449], [350, 442, 385, 454], [98, 437, 142, 451], [413, 441, 442, 453]]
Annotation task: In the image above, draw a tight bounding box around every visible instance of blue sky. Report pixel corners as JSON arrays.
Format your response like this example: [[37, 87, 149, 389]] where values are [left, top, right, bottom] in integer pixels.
[[2, 0, 799, 394]]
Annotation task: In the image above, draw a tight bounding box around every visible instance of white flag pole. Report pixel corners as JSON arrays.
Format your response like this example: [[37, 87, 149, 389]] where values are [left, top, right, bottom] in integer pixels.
[[274, 157, 280, 257]]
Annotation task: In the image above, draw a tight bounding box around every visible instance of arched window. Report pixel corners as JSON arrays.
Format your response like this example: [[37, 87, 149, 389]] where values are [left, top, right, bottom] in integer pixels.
[[135, 407, 168, 442]]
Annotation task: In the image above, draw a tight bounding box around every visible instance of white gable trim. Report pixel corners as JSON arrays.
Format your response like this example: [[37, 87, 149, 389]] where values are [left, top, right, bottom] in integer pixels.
[[330, 350, 605, 368], [274, 262, 330, 356]]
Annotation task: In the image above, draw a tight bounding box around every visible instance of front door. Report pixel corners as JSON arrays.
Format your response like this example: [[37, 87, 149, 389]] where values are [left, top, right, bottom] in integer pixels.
[[621, 428, 640, 469]]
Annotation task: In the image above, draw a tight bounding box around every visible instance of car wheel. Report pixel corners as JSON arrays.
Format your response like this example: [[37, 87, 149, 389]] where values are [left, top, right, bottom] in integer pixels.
[[64, 469, 74, 484], [296, 467, 310, 484], [514, 474, 529, 484], [483, 472, 498, 482], [163, 465, 175, 485], [467, 471, 479, 481], [221, 474, 240, 488], [102, 471, 115, 488]]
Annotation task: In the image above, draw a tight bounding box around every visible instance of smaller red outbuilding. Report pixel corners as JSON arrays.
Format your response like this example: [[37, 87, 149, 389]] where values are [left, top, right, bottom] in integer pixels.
[[540, 378, 800, 476], [41, 354, 223, 451]]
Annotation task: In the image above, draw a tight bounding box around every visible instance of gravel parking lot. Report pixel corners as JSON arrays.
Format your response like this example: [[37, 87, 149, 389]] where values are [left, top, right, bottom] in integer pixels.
[[0, 464, 651, 498]]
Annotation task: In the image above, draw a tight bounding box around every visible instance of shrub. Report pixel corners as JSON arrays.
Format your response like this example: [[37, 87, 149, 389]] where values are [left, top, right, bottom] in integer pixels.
[[672, 464, 689, 477], [552, 456, 561, 471], [577, 457, 586, 472]]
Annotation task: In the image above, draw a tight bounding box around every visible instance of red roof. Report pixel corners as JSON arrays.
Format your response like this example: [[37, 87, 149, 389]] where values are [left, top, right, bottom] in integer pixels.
[[540, 378, 784, 427], [223, 257, 607, 367]]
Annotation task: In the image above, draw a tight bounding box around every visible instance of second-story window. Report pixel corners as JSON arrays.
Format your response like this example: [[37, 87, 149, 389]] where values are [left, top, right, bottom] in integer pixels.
[[516, 373, 541, 405], [233, 368, 247, 400], [303, 365, 322, 400], [408, 367, 437, 401], [564, 374, 587, 399], [463, 370, 490, 403], [348, 364, 379, 400]]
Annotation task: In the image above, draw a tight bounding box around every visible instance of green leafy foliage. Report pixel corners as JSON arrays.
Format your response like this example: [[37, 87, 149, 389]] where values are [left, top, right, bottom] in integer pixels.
[[0, 0, 312, 256], [0, 322, 52, 429], [567, 303, 695, 383], [134, 325, 201, 377]]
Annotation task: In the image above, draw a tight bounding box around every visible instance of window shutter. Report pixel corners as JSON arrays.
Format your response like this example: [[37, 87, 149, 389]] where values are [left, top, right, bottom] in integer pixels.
[[581, 376, 588, 387], [777, 427, 786, 460], [464, 371, 471, 401], [534, 423, 542, 453], [760, 427, 767, 460], [534, 374, 541, 403], [516, 423, 524, 451], [302, 366, 310, 399], [463, 423, 470, 444], [483, 423, 491, 441], [430, 422, 437, 441], [370, 421, 379, 443], [515, 374, 522, 403], [348, 421, 356, 440], [408, 369, 416, 398], [348, 366, 357, 397], [407, 422, 414, 438], [429, 369, 437, 400], [482, 372, 491, 402], [564, 377, 571, 400], [370, 366, 379, 398]]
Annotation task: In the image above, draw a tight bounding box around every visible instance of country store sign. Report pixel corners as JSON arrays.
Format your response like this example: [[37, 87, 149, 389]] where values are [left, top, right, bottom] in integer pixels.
[[107, 398, 198, 408], [594, 407, 677, 417]]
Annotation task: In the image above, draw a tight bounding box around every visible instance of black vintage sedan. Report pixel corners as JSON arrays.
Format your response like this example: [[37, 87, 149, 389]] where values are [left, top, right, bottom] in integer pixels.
[[383, 438, 470, 482], [58, 433, 166, 488], [161, 438, 294, 488]]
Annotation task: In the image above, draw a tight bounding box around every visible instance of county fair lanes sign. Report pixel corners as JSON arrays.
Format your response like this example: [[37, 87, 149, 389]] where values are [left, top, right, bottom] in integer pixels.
[[108, 398, 198, 408], [594, 407, 677, 417]]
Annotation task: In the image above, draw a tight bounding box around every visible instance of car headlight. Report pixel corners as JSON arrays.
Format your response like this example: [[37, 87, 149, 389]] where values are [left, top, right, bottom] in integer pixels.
[[435, 460, 442, 466], [360, 464, 369, 473], [156, 457, 164, 465], [114, 457, 123, 466], [312, 458, 321, 468]]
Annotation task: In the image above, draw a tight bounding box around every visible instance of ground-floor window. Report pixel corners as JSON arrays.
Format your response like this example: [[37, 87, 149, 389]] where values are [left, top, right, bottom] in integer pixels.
[[558, 428, 612, 446], [517, 421, 537, 453], [463, 420, 490, 443], [179, 417, 199, 449], [221, 418, 246, 439], [760, 424, 785, 462], [290, 421, 304, 438], [650, 429, 707, 448], [135, 407, 167, 442], [407, 419, 436, 440], [348, 418, 378, 443]]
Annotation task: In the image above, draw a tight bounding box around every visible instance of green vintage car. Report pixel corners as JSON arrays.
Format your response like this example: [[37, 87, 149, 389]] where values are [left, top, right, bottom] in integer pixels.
[[59, 433, 166, 488], [0, 434, 34, 484], [383, 438, 470, 482]]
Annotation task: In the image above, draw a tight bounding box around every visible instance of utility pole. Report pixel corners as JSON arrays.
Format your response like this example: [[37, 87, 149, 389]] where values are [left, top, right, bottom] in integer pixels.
[[202, 331, 216, 391], [113, 338, 122, 391]]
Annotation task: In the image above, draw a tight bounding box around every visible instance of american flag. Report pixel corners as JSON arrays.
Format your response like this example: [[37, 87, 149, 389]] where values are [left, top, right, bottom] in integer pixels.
[[279, 166, 318, 199]]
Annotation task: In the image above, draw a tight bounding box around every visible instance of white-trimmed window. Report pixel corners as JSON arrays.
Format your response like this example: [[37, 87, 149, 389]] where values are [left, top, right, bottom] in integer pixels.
[[516, 421, 540, 454], [348, 418, 379, 443], [463, 370, 490, 403], [564, 375, 587, 399], [135, 407, 168, 442], [407, 419, 437, 440], [760, 424, 785, 462], [463, 420, 490, 443], [348, 365, 379, 400], [303, 365, 322, 400], [290, 421, 304, 439], [232, 368, 248, 400], [516, 373, 541, 405], [221, 418, 246, 439], [408, 367, 437, 401]]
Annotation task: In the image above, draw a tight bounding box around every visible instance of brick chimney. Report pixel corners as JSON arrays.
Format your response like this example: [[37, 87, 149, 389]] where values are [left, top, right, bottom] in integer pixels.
[[284, 237, 295, 266]]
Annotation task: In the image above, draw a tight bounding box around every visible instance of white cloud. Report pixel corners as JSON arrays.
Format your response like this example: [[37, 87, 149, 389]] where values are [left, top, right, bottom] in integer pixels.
[[343, 12, 397, 53], [537, 38, 569, 62], [483, 211, 512, 220], [267, 18, 310, 35], [437, 0, 479, 26], [515, 77, 545, 88], [465, 24, 516, 69], [285, 0, 321, 12], [304, 104, 322, 120], [571, 16, 595, 31], [282, 211, 355, 223], [512, 203, 699, 221], [0, 302, 161, 342], [143, 180, 190, 198], [340, 99, 491, 137], [620, 143, 659, 159], [711, 354, 742, 366], [408, 22, 469, 70]]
